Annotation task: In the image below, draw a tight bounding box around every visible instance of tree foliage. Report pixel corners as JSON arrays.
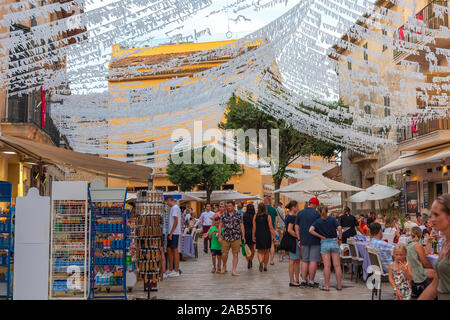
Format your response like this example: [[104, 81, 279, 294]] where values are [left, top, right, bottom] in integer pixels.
[[219, 94, 344, 204], [167, 146, 242, 204]]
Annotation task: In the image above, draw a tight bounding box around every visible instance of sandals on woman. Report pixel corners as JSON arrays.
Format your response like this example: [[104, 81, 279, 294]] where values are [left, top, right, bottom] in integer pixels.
[[319, 286, 330, 291]]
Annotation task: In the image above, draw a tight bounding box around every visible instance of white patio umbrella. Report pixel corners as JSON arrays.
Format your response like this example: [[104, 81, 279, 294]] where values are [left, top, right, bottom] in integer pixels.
[[282, 191, 342, 206], [274, 174, 362, 196], [347, 184, 400, 202]]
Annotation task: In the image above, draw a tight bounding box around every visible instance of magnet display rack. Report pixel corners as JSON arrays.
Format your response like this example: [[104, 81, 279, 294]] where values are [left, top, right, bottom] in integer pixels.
[[0, 181, 13, 300], [49, 181, 89, 299], [88, 179, 127, 300], [135, 190, 164, 300]]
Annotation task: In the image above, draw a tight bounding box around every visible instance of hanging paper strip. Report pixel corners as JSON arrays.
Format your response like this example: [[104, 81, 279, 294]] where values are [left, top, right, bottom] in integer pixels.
[[40, 84, 46, 128]]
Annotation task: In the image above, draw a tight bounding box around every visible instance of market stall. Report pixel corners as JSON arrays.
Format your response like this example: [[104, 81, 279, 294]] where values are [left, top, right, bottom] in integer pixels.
[[135, 190, 164, 299], [88, 179, 128, 300], [49, 181, 89, 299]]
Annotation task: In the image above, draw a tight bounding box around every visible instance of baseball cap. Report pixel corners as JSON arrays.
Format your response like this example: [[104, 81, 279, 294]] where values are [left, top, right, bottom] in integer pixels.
[[309, 197, 320, 206]]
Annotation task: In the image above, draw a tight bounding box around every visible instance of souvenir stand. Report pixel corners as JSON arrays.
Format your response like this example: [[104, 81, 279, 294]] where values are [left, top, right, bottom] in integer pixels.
[[88, 179, 127, 300], [125, 207, 137, 292], [49, 181, 89, 299], [0, 181, 13, 299], [135, 189, 164, 299]]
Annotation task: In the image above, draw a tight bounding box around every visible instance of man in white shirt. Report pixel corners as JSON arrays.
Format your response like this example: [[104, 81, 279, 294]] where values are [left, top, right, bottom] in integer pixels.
[[165, 195, 181, 277], [195, 203, 215, 253]]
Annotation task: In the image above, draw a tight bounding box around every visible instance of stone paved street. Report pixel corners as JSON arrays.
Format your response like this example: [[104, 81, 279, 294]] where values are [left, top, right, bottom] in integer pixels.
[[127, 241, 393, 300]]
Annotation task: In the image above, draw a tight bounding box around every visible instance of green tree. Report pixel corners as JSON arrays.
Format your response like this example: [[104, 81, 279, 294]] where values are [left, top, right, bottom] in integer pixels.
[[219, 94, 344, 204], [167, 146, 242, 204]]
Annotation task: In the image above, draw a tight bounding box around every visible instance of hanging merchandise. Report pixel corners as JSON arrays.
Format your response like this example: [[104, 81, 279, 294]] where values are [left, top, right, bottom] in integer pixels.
[[0, 182, 13, 300], [125, 205, 137, 292], [49, 181, 89, 300], [1, 0, 449, 156], [135, 190, 164, 300], [88, 179, 128, 300]]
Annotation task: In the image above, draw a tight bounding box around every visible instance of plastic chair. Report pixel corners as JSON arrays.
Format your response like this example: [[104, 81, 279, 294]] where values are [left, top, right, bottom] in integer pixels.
[[347, 238, 364, 282], [339, 244, 352, 279], [367, 247, 389, 300]]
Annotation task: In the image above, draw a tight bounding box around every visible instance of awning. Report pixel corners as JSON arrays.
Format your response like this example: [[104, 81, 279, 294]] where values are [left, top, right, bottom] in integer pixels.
[[274, 174, 362, 195], [378, 145, 450, 172], [164, 191, 260, 203], [0, 134, 153, 182]]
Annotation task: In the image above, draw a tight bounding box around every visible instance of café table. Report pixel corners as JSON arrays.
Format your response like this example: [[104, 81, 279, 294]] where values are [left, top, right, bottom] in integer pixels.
[[178, 233, 195, 256], [426, 254, 439, 269], [355, 240, 370, 280]]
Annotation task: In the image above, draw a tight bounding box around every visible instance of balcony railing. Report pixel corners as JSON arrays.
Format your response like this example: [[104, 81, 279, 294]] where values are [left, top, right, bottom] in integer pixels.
[[3, 95, 63, 147], [397, 114, 450, 143], [393, 0, 448, 61]]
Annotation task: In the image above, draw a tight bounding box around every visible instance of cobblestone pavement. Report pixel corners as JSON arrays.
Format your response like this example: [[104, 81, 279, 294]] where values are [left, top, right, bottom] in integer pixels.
[[125, 241, 393, 300]]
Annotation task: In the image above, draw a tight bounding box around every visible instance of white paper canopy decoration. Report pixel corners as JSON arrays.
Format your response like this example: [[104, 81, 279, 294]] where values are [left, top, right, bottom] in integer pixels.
[[1, 0, 448, 164], [274, 174, 363, 196], [347, 184, 401, 202]]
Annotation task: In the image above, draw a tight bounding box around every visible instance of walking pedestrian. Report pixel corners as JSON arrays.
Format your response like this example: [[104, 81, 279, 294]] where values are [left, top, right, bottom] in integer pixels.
[[215, 202, 226, 219], [339, 207, 358, 244], [276, 202, 286, 240], [237, 202, 245, 214], [208, 217, 223, 273], [218, 201, 245, 276], [243, 203, 256, 269], [264, 196, 278, 266], [164, 195, 181, 277], [309, 206, 343, 291], [195, 203, 215, 253], [253, 203, 276, 272], [295, 197, 321, 288], [285, 200, 300, 287]]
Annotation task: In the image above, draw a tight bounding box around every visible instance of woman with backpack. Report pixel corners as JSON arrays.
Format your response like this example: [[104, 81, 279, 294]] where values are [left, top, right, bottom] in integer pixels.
[[285, 200, 300, 287]]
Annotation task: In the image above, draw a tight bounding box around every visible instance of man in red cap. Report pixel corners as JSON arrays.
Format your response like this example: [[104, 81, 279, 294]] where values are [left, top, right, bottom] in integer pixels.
[[295, 197, 321, 288]]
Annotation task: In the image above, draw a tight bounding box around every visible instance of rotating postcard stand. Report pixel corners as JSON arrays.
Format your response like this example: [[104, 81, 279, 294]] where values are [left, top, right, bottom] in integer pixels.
[[88, 179, 127, 300]]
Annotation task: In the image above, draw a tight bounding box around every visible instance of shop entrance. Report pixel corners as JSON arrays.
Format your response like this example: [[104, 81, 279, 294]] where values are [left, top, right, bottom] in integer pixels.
[[435, 181, 449, 197]]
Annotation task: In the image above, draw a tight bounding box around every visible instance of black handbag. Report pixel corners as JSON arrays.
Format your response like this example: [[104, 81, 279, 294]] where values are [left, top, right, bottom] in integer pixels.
[[280, 233, 297, 253]]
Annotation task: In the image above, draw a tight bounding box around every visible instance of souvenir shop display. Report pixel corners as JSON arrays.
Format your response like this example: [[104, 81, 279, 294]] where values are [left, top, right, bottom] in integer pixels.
[[88, 179, 127, 300], [49, 181, 89, 299], [125, 206, 137, 292], [0, 182, 13, 299], [135, 190, 164, 299]]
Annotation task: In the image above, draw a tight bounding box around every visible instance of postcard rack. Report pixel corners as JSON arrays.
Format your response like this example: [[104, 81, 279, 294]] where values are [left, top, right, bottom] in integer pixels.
[[88, 179, 127, 300], [135, 190, 164, 299], [49, 181, 89, 299]]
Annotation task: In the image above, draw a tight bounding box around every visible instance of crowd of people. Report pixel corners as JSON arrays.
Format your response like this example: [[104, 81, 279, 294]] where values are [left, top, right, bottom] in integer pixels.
[[158, 193, 450, 300]]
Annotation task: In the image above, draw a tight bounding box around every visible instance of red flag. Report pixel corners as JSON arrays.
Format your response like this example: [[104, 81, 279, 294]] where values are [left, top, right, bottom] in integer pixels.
[[416, 10, 423, 34], [40, 85, 46, 128], [412, 116, 418, 134], [399, 25, 404, 41], [416, 9, 423, 21]]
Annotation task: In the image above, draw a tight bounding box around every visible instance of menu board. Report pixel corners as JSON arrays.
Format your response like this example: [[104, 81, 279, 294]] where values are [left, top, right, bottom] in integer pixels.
[[423, 181, 429, 209], [406, 181, 419, 214]]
